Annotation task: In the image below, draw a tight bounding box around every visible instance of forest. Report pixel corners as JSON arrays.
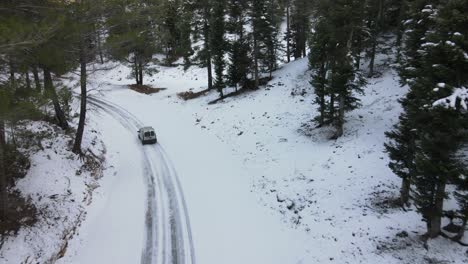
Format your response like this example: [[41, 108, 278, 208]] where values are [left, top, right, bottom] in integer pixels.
[[0, 0, 468, 262]]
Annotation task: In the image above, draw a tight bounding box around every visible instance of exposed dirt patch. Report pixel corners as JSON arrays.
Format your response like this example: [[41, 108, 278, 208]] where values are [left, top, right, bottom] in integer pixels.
[[0, 191, 37, 237], [4, 145, 30, 186], [1, 143, 36, 236], [129, 84, 167, 95], [177, 88, 211, 101], [365, 184, 403, 215]]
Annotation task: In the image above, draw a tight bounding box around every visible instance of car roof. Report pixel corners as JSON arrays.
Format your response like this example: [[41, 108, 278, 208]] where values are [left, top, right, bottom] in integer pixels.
[[140, 126, 155, 132]]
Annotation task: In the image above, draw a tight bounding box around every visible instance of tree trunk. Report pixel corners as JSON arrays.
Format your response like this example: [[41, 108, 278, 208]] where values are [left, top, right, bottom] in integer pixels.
[[138, 62, 143, 85], [207, 53, 213, 90], [428, 180, 446, 238], [330, 92, 335, 124], [96, 26, 104, 64], [0, 119, 7, 220], [395, 28, 403, 63], [318, 62, 326, 126], [43, 68, 69, 130], [400, 177, 411, 206], [73, 43, 88, 154], [286, 3, 291, 63], [302, 30, 307, 58], [368, 0, 383, 78], [355, 36, 362, 70], [254, 34, 259, 89], [134, 58, 140, 85], [395, 0, 406, 63], [203, 17, 213, 91], [0, 120, 5, 146], [9, 60, 15, 87], [453, 214, 467, 241], [336, 94, 345, 138], [25, 71, 31, 89], [32, 66, 41, 92], [368, 39, 376, 77]]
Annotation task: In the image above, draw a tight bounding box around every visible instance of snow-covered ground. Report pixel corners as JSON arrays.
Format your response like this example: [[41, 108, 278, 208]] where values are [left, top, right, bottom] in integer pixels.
[[0, 120, 105, 263], [2, 54, 467, 263], [62, 56, 467, 263]]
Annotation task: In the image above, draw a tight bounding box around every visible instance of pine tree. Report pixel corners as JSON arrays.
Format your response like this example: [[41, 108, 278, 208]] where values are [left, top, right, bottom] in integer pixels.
[[250, 0, 266, 88], [264, 0, 282, 78], [71, 0, 103, 154], [384, 110, 417, 206], [159, 0, 193, 65], [365, 0, 384, 77], [309, 0, 366, 138], [33, 1, 79, 130], [386, 0, 468, 240], [211, 0, 227, 97], [226, 0, 250, 90], [250, 0, 282, 88], [393, 0, 408, 63], [309, 13, 332, 127], [105, 0, 159, 85], [192, 0, 214, 90], [284, 0, 292, 62], [179, 0, 194, 69], [290, 0, 311, 59], [160, 0, 181, 64]]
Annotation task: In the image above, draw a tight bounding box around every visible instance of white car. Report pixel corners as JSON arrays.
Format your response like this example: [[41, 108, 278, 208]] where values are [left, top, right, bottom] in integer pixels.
[[138, 126, 157, 145]]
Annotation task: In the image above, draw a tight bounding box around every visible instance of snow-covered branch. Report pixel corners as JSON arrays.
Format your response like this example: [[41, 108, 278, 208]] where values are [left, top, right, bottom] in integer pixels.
[[433, 86, 468, 111]]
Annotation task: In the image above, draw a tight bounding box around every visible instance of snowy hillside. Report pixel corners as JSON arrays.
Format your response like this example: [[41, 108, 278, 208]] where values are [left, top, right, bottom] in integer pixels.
[[55, 57, 466, 263], [2, 1, 467, 263]]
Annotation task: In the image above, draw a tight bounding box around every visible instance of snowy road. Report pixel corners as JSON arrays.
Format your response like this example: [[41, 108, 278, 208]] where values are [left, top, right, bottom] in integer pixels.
[[87, 96, 196, 264]]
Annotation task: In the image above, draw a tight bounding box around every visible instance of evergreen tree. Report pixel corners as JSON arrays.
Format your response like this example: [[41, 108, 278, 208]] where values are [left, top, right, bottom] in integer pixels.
[[309, 14, 332, 127], [386, 0, 468, 240], [264, 0, 282, 78], [384, 111, 417, 206], [179, 0, 195, 69], [105, 0, 159, 85], [364, 0, 384, 77], [160, 0, 182, 64], [309, 0, 366, 138], [192, 0, 214, 90], [281, 0, 292, 62], [70, 0, 104, 154], [158, 0, 193, 66], [393, 0, 408, 63], [250, 0, 265, 88], [226, 0, 250, 90], [211, 0, 227, 97], [250, 0, 282, 88], [290, 0, 312, 59], [33, 1, 79, 130]]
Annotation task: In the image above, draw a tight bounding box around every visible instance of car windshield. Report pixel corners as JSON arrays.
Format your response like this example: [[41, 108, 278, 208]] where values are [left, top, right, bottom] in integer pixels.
[[150, 131, 155, 136], [144, 132, 152, 137]]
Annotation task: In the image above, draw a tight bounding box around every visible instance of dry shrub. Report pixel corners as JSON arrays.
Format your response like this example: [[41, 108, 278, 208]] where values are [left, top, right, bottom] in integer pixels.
[[177, 88, 210, 101], [129, 84, 167, 95]]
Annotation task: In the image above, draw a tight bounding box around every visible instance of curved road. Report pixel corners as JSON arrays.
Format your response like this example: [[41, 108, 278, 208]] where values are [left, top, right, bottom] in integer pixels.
[[88, 96, 196, 264]]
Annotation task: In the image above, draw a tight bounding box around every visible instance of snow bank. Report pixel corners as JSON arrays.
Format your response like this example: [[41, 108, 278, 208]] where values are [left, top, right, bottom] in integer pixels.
[[0, 120, 105, 263]]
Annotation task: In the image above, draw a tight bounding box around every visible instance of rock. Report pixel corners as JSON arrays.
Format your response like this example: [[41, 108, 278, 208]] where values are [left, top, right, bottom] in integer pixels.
[[396, 231, 408, 238], [276, 194, 285, 203], [286, 200, 295, 210]]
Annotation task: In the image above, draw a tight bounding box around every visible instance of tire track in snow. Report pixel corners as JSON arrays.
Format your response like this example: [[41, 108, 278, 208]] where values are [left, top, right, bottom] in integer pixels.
[[87, 96, 196, 264]]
